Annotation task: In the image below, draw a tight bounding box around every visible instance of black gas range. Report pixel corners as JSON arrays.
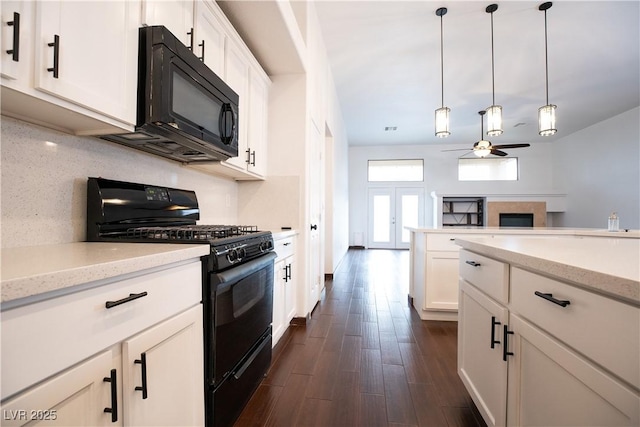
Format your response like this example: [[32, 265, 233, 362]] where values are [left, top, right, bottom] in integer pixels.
[[86, 177, 275, 427]]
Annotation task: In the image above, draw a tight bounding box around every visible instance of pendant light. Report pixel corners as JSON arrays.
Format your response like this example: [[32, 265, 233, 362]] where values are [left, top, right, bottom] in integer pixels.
[[474, 111, 492, 157], [538, 2, 557, 136], [485, 4, 503, 136], [435, 7, 450, 138]]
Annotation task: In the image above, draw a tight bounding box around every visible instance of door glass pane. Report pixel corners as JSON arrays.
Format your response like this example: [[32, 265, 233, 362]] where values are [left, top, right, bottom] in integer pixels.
[[373, 195, 390, 242], [401, 195, 419, 243]]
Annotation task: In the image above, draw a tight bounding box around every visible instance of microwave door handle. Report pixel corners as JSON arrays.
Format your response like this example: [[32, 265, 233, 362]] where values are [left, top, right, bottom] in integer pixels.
[[219, 104, 230, 144]]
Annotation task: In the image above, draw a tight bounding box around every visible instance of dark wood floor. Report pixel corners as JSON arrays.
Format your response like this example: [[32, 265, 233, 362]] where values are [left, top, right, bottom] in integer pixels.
[[235, 249, 486, 427]]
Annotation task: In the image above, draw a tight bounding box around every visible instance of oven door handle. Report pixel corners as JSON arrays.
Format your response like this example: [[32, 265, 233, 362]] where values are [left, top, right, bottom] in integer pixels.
[[232, 334, 272, 380], [213, 251, 277, 290]]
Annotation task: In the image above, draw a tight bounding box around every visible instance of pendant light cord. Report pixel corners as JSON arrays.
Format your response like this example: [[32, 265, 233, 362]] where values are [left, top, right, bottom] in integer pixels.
[[490, 11, 496, 105], [440, 13, 445, 108], [544, 8, 549, 105]]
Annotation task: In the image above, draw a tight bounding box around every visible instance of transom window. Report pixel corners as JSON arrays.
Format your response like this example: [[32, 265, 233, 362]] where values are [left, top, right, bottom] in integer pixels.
[[368, 159, 424, 182], [458, 157, 519, 181]]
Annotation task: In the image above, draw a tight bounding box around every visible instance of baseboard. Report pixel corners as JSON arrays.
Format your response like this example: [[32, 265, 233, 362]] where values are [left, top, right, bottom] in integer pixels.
[[349, 245, 365, 250]]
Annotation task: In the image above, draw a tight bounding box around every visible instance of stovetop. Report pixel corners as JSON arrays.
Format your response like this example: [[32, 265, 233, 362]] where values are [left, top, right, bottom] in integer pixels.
[[86, 177, 274, 272], [125, 225, 260, 242]]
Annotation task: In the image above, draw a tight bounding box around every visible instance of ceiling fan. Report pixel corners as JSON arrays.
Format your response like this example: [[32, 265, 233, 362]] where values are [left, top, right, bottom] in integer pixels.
[[443, 110, 530, 157]]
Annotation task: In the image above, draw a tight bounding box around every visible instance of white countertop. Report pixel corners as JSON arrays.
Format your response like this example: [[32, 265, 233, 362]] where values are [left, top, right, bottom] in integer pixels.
[[408, 227, 640, 238], [455, 236, 640, 305], [1, 242, 210, 304]]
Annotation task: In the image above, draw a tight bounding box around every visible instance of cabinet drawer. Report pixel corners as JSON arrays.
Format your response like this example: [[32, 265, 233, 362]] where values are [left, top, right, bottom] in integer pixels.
[[459, 249, 509, 304], [274, 236, 295, 260], [511, 267, 640, 390], [427, 233, 472, 251], [1, 260, 202, 400]]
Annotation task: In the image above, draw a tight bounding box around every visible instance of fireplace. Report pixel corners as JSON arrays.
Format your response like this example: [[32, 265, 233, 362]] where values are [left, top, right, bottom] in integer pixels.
[[487, 201, 546, 227], [499, 213, 534, 227]]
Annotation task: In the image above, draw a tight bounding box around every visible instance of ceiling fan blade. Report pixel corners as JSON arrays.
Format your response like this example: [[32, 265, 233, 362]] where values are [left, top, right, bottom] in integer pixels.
[[491, 143, 531, 149], [491, 149, 508, 156], [441, 148, 473, 152]]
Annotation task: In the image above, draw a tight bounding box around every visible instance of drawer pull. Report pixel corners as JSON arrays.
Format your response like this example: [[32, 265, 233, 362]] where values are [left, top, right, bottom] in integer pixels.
[[7, 12, 20, 61], [449, 238, 455, 241], [283, 242, 291, 246], [47, 34, 59, 78], [105, 291, 148, 309], [465, 260, 481, 267], [534, 291, 571, 307], [134, 353, 148, 399], [490, 316, 501, 349], [103, 369, 118, 422], [503, 325, 514, 361]]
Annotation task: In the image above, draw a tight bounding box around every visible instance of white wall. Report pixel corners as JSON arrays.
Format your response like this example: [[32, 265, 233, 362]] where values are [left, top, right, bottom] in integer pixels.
[[552, 107, 640, 229], [1, 117, 238, 248], [348, 141, 557, 246]]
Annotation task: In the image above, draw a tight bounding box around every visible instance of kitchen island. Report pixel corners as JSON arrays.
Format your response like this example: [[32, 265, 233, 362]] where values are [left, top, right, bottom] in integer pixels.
[[455, 234, 639, 426], [408, 227, 639, 320]]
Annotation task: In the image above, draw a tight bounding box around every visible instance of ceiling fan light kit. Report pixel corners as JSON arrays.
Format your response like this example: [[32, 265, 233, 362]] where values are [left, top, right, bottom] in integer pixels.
[[435, 7, 451, 138], [538, 1, 557, 136], [485, 3, 503, 136]]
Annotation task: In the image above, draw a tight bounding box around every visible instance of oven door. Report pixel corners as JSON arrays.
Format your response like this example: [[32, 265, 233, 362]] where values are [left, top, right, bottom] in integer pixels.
[[206, 251, 276, 387]]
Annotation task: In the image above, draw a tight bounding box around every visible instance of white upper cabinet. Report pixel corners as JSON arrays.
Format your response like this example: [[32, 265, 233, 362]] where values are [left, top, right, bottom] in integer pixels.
[[1, 0, 139, 133], [34, 1, 138, 126], [194, 1, 226, 77], [223, 37, 250, 171], [1, 1, 31, 81], [141, 0, 194, 48]]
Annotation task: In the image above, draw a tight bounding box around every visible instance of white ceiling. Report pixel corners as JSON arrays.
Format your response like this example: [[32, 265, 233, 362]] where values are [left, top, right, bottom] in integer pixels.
[[219, 1, 640, 149], [313, 0, 639, 147]]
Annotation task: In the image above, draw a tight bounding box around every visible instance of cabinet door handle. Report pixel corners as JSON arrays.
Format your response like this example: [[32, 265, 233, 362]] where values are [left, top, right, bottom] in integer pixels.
[[245, 148, 251, 164], [286, 264, 292, 281], [534, 291, 571, 307], [198, 39, 205, 61], [310, 224, 317, 231], [187, 27, 194, 50], [103, 368, 118, 422], [134, 353, 148, 399], [283, 265, 288, 283], [503, 325, 514, 361], [6, 12, 20, 61], [490, 316, 501, 349], [105, 291, 148, 309], [465, 260, 481, 267], [47, 35, 59, 78], [250, 150, 256, 166]]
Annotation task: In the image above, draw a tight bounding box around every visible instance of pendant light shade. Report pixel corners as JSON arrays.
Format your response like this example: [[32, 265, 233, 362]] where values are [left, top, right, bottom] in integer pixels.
[[435, 7, 450, 138], [486, 4, 503, 136], [538, 2, 557, 136]]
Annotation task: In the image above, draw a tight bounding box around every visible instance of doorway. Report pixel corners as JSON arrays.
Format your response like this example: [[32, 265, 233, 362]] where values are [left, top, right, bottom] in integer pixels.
[[368, 188, 424, 249]]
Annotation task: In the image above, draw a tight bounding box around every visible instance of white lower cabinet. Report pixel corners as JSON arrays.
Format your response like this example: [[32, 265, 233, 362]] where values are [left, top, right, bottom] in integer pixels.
[[458, 249, 640, 426], [458, 280, 508, 427], [1, 348, 118, 427], [123, 306, 204, 426], [0, 261, 204, 426], [272, 234, 296, 346], [507, 313, 638, 426], [425, 251, 459, 310]]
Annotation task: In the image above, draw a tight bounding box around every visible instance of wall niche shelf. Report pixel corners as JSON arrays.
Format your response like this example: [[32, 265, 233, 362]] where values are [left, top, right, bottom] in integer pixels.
[[441, 197, 485, 227]]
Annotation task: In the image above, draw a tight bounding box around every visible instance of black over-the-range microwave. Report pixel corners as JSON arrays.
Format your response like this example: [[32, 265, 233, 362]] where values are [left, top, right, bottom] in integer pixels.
[[101, 26, 239, 163]]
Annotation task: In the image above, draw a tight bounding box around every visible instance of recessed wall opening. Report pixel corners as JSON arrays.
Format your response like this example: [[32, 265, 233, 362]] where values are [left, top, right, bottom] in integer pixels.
[[499, 213, 534, 227]]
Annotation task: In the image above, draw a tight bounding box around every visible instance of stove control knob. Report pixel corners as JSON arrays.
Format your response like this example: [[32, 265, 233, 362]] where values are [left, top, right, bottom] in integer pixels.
[[237, 247, 246, 260], [227, 249, 238, 263]]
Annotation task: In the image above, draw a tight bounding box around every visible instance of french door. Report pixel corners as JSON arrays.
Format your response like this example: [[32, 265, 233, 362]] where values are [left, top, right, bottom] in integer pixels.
[[368, 188, 424, 249]]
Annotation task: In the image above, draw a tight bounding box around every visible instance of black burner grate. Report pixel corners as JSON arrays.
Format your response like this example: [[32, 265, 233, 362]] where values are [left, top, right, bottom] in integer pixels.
[[126, 225, 259, 241]]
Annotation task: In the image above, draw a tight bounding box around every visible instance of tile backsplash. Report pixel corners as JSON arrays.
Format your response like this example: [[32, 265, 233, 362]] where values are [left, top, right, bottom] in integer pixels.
[[1, 116, 238, 248]]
